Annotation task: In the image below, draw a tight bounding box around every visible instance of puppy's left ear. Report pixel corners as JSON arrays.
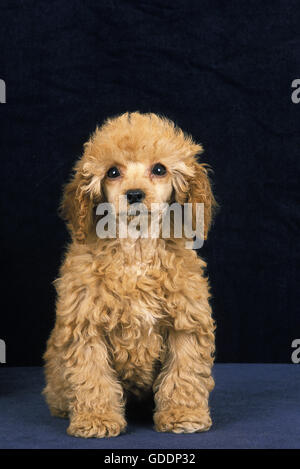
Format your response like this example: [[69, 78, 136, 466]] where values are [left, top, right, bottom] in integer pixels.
[[187, 158, 216, 240]]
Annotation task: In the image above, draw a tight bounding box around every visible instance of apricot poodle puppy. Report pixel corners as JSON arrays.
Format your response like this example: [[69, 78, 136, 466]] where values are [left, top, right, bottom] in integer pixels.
[[43, 112, 216, 438]]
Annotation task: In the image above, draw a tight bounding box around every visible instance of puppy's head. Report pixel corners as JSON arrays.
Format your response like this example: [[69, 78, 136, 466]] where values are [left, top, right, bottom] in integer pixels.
[[61, 112, 216, 243]]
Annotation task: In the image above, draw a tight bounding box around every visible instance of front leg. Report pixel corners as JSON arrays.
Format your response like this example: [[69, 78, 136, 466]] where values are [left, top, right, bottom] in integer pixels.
[[44, 275, 126, 438], [65, 333, 126, 438], [154, 325, 215, 433]]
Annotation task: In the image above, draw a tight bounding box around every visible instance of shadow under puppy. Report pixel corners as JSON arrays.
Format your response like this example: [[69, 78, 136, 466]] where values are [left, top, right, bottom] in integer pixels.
[[43, 112, 217, 438]]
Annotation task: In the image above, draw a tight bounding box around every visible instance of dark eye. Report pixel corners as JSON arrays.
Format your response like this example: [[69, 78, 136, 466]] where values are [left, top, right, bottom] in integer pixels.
[[152, 163, 167, 176], [107, 166, 121, 178]]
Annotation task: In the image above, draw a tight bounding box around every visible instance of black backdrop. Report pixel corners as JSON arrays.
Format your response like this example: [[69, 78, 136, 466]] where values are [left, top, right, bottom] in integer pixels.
[[0, 0, 299, 365]]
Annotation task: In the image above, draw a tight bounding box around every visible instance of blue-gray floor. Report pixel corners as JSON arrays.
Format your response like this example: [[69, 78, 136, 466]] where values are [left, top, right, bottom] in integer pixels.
[[0, 365, 299, 449]]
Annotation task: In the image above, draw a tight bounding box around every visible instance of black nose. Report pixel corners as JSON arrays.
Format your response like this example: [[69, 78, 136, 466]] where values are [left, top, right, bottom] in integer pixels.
[[126, 189, 145, 204]]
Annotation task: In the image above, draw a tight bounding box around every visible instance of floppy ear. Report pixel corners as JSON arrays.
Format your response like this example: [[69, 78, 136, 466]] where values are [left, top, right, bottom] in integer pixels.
[[59, 160, 100, 243], [187, 159, 216, 240]]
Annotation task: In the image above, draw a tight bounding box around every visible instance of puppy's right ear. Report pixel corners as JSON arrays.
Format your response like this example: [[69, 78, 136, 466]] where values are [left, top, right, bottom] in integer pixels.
[[60, 157, 103, 243], [59, 161, 92, 243]]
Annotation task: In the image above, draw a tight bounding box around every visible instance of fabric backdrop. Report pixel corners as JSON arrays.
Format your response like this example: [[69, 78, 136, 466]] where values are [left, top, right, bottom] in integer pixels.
[[0, 0, 299, 365]]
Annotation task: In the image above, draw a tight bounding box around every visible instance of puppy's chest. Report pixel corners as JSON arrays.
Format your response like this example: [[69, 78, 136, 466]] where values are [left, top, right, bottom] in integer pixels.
[[123, 261, 149, 283], [98, 243, 168, 387], [116, 262, 165, 334], [108, 298, 164, 389]]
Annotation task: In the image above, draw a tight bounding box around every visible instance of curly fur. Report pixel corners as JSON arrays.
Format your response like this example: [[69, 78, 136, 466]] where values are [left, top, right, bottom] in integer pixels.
[[43, 112, 217, 438]]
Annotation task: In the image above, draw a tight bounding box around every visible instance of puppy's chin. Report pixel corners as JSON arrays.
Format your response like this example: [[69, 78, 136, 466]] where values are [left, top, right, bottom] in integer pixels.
[[115, 202, 147, 217], [117, 206, 168, 219]]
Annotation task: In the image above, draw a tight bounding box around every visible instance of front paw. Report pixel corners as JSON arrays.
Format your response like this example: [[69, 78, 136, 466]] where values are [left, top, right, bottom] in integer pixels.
[[154, 407, 212, 433], [67, 411, 127, 438]]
